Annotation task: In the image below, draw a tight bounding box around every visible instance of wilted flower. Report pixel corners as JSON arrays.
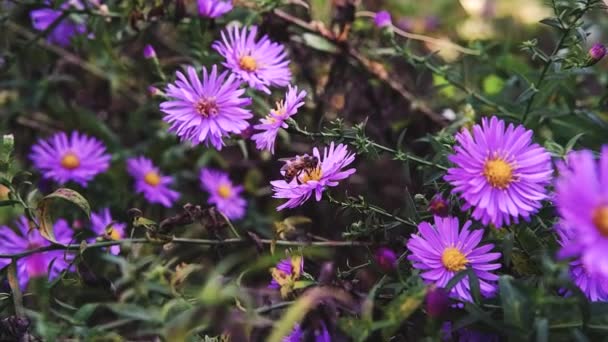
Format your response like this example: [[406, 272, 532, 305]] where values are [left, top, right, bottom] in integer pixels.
[[30, 1, 87, 47], [555, 224, 608, 301], [30, 131, 111, 187], [429, 195, 449, 217], [251, 85, 306, 154], [143, 44, 157, 59], [90, 208, 126, 255], [555, 147, 608, 278], [269, 256, 303, 298], [374, 10, 392, 28], [198, 0, 233, 18], [271, 143, 356, 210], [199, 168, 246, 220], [126, 156, 180, 207], [588, 43, 606, 63], [160, 65, 253, 149], [375, 247, 397, 272], [406, 216, 501, 302], [425, 286, 450, 318], [445, 116, 552, 227], [0, 216, 74, 289], [213, 25, 291, 94]]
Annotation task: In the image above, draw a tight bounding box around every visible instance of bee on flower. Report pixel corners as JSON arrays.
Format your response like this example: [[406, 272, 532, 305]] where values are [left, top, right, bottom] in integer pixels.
[[269, 255, 303, 298], [271, 143, 356, 210]]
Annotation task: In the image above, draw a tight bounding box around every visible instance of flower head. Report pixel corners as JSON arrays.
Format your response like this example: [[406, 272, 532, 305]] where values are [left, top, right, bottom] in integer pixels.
[[406, 216, 501, 302], [588, 43, 606, 62], [429, 195, 450, 217], [90, 208, 126, 255], [251, 85, 306, 154], [445, 116, 552, 227], [198, 0, 233, 18], [200, 168, 246, 220], [555, 224, 608, 301], [160, 65, 252, 149], [30, 131, 111, 187], [374, 10, 392, 28], [30, 1, 87, 47], [213, 25, 291, 94], [269, 256, 303, 298], [143, 44, 157, 59], [271, 142, 356, 210], [0, 216, 74, 289], [283, 324, 303, 342], [375, 247, 397, 272], [126, 156, 180, 207], [555, 147, 608, 278], [426, 286, 450, 318]]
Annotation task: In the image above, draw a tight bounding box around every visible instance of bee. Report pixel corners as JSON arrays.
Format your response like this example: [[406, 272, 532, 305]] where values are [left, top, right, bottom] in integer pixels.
[[280, 154, 319, 183]]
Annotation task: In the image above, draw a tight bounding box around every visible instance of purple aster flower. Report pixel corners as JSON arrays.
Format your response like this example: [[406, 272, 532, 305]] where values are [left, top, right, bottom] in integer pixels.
[[30, 1, 87, 47], [126, 156, 180, 207], [271, 142, 356, 210], [198, 0, 233, 18], [406, 216, 501, 302], [90, 208, 127, 255], [0, 216, 74, 289], [30, 131, 111, 187], [199, 168, 246, 220], [555, 147, 608, 277], [283, 324, 303, 342], [426, 285, 450, 318], [374, 10, 392, 28], [556, 223, 608, 301], [251, 85, 306, 154], [213, 25, 291, 94], [445, 116, 553, 227], [143, 44, 157, 59], [589, 43, 606, 61], [160, 65, 253, 149]]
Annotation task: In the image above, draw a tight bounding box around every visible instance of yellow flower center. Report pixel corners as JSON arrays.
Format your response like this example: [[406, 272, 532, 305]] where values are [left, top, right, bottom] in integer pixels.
[[239, 55, 258, 72], [107, 227, 121, 240], [60, 152, 80, 170], [483, 158, 513, 189], [299, 167, 322, 183], [218, 184, 232, 199], [195, 97, 218, 117], [441, 247, 469, 272], [592, 205, 608, 237], [144, 171, 161, 187]]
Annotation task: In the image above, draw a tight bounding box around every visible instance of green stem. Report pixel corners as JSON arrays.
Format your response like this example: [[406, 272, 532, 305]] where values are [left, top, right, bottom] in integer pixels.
[[0, 237, 373, 260]]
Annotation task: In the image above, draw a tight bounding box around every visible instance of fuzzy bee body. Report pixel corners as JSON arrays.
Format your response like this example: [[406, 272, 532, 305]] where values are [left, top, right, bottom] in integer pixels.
[[280, 155, 319, 183]]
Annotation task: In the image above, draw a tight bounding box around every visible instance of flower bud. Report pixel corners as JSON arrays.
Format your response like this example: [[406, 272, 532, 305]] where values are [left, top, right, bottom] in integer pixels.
[[375, 247, 397, 272], [425, 286, 449, 318], [590, 43, 606, 60], [148, 85, 161, 96], [429, 195, 449, 217], [374, 11, 392, 29], [143, 44, 157, 59]]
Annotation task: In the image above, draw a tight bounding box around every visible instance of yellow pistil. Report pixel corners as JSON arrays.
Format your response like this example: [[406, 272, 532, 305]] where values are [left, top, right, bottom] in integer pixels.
[[593, 205, 608, 237], [239, 55, 257, 72], [144, 171, 161, 187], [60, 152, 80, 170], [107, 227, 121, 240], [195, 97, 218, 117], [483, 158, 513, 189], [299, 167, 322, 183], [217, 184, 232, 199], [441, 247, 469, 272]]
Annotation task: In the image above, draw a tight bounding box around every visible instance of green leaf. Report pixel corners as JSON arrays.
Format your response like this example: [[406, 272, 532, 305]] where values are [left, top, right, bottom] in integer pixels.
[[499, 276, 532, 331], [37, 188, 90, 243], [301, 33, 339, 53], [483, 74, 505, 95]]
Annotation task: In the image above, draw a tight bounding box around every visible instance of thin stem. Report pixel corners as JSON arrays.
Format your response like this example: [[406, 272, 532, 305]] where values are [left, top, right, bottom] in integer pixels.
[[289, 123, 448, 171], [521, 0, 590, 124], [0, 237, 373, 260]]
